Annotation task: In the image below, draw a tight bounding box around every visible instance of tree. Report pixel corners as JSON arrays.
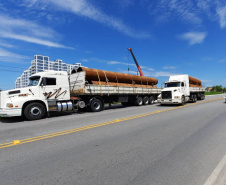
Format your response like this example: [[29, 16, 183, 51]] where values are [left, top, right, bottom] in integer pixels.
[[211, 85, 223, 92]]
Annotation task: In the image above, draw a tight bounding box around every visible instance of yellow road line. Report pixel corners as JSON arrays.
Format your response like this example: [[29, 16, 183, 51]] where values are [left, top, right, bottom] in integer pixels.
[[0, 97, 223, 149]]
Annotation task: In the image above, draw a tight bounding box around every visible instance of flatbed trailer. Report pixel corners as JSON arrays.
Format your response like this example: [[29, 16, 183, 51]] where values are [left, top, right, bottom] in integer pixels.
[[0, 68, 162, 120]]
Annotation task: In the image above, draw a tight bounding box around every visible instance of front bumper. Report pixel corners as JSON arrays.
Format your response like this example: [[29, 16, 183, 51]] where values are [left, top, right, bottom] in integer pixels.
[[158, 99, 182, 104], [0, 108, 22, 117]]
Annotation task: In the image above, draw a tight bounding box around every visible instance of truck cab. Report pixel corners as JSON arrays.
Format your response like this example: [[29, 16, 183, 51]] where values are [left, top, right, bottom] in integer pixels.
[[0, 71, 70, 120], [158, 75, 190, 105]]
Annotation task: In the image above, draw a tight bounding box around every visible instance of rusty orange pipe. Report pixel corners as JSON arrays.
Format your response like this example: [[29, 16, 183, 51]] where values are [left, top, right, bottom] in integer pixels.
[[72, 67, 158, 85]]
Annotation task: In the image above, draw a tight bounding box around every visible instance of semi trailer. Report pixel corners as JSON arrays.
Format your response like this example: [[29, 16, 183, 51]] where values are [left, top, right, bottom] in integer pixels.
[[0, 67, 161, 120], [158, 75, 205, 105]]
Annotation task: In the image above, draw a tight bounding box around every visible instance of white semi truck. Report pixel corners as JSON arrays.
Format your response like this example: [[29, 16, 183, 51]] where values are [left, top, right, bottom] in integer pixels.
[[158, 75, 205, 105], [0, 68, 161, 120]]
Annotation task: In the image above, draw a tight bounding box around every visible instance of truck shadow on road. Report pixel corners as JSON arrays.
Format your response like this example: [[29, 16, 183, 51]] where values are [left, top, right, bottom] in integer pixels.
[[156, 104, 181, 107], [0, 116, 26, 123]]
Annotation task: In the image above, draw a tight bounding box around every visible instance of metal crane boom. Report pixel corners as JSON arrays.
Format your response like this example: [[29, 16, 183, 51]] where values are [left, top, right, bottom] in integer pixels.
[[127, 48, 144, 76]]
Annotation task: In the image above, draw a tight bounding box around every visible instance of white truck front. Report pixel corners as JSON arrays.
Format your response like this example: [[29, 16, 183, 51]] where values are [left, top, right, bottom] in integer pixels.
[[0, 71, 71, 120], [158, 75, 190, 105]]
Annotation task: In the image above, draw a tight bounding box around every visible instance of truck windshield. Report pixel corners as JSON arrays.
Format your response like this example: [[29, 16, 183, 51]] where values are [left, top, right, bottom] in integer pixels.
[[165, 82, 181, 87], [28, 76, 41, 86]]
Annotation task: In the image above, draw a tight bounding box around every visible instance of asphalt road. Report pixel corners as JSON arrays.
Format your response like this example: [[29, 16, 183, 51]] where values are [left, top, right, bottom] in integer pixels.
[[0, 94, 225, 185]]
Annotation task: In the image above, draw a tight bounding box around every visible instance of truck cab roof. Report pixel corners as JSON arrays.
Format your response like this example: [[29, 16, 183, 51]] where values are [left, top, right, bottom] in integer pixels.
[[31, 70, 68, 77]]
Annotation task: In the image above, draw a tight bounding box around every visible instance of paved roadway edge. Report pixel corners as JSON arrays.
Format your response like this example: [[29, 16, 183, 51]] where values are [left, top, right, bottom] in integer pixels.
[[203, 154, 226, 185]]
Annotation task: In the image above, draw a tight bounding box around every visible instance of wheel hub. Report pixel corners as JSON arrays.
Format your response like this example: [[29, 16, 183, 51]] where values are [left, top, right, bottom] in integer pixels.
[[93, 102, 100, 110], [30, 107, 41, 116]]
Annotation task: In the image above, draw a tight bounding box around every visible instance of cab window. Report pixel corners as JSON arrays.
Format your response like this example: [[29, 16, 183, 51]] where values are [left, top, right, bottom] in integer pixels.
[[46, 78, 56, 85], [40, 78, 56, 86]]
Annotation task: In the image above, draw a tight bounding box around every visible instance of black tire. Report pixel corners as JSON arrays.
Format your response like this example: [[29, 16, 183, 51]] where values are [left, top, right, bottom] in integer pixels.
[[149, 96, 154, 104], [89, 99, 103, 112], [180, 96, 185, 106], [134, 96, 143, 106], [24, 102, 46, 120], [201, 94, 205, 100], [193, 95, 197, 102], [143, 96, 149, 105]]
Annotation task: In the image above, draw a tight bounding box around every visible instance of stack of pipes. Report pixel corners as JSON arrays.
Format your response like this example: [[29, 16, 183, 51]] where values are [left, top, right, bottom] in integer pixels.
[[72, 67, 158, 88], [189, 76, 202, 87]]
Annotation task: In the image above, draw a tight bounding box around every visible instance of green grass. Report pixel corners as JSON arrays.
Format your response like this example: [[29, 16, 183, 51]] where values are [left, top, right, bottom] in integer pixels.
[[205, 91, 223, 95]]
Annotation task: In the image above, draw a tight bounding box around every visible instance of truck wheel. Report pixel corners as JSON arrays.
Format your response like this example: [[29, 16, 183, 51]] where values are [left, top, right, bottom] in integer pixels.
[[24, 102, 46, 120], [201, 94, 205, 100], [143, 96, 149, 105], [149, 96, 154, 104], [193, 95, 197, 103], [89, 99, 103, 112], [134, 97, 143, 106], [181, 96, 185, 106]]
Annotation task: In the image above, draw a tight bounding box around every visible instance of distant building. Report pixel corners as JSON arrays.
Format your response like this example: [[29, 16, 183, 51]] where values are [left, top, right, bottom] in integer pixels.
[[205, 87, 213, 92], [15, 55, 82, 88]]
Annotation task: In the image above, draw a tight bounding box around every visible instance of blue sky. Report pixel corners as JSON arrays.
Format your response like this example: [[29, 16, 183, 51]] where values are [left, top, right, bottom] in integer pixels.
[[0, 0, 226, 90]]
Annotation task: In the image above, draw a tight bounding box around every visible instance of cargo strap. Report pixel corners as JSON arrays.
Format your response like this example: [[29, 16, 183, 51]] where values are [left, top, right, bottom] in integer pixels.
[[115, 73, 119, 94], [72, 69, 80, 92], [96, 69, 102, 95], [103, 70, 109, 96]]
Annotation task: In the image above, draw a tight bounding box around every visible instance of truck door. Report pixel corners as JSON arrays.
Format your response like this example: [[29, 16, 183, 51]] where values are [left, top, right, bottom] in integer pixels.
[[181, 82, 186, 94], [182, 81, 189, 96], [41, 77, 59, 100]]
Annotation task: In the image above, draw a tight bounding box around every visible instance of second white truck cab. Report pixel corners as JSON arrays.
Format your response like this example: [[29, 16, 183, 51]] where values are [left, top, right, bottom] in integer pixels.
[[158, 75, 205, 106]]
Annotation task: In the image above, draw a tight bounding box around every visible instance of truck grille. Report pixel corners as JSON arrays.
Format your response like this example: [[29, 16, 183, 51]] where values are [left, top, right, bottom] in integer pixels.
[[162, 91, 172, 99]]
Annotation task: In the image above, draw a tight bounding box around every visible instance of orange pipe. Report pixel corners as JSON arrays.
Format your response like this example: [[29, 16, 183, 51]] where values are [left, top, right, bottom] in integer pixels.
[[189, 76, 202, 87], [72, 67, 158, 85]]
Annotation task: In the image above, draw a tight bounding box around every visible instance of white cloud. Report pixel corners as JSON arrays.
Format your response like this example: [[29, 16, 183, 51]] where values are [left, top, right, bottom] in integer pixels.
[[0, 47, 29, 63], [147, 0, 226, 29], [1, 33, 71, 49], [217, 6, 226, 28], [117, 69, 178, 78], [140, 66, 155, 71], [24, 0, 150, 39], [163, 66, 177, 69], [149, 0, 202, 24], [107, 60, 155, 71], [107, 61, 136, 66], [118, 0, 134, 9], [152, 71, 178, 77], [0, 14, 72, 48], [219, 58, 226, 63], [178, 32, 207, 45], [82, 59, 89, 62], [0, 41, 15, 48]]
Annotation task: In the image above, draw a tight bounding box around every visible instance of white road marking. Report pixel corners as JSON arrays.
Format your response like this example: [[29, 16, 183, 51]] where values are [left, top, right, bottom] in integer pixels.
[[203, 154, 226, 185]]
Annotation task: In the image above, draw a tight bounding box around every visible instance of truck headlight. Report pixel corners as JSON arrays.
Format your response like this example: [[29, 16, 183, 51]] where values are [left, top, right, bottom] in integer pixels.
[[6, 103, 13, 108], [174, 96, 180, 99]]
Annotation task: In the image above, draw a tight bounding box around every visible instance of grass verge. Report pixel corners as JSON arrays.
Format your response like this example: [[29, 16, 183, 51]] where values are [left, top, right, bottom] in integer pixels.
[[205, 92, 223, 95]]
